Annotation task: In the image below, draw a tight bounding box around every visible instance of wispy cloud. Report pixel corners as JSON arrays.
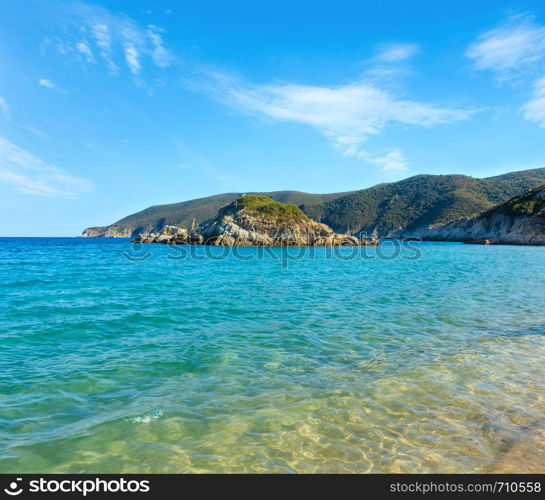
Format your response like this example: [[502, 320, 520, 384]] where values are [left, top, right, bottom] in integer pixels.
[[92, 23, 118, 72], [522, 77, 545, 127], [76, 40, 95, 63], [39, 78, 58, 89], [123, 43, 141, 76], [147, 24, 171, 68], [0, 97, 10, 119], [48, 2, 173, 82], [26, 127, 50, 139], [355, 150, 409, 172], [374, 43, 420, 63], [0, 97, 48, 137], [0, 137, 93, 197], [199, 71, 475, 171], [466, 13, 545, 78]]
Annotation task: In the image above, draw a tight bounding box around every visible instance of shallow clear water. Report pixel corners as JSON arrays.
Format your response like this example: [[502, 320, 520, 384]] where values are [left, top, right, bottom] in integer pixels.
[[1, 237, 545, 473]]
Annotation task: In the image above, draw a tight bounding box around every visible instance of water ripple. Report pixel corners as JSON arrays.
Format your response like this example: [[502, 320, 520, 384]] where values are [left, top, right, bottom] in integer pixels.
[[0, 238, 544, 472]]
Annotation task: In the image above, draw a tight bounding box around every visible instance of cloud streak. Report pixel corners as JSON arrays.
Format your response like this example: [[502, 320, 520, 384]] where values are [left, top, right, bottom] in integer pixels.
[[92, 23, 118, 72], [76, 40, 95, 63], [466, 13, 545, 78], [123, 43, 141, 76], [0, 97, 10, 119], [0, 137, 93, 197], [147, 24, 171, 68], [374, 43, 420, 63], [522, 77, 545, 127]]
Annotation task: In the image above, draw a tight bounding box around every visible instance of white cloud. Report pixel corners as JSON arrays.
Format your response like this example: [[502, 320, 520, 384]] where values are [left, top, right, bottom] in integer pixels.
[[202, 72, 475, 171], [375, 43, 419, 63], [354, 150, 409, 172], [76, 40, 95, 63], [39, 78, 57, 89], [147, 25, 171, 67], [0, 137, 93, 197], [0, 97, 9, 119], [522, 77, 545, 126], [50, 3, 174, 80], [123, 43, 141, 76], [466, 14, 545, 77], [92, 23, 118, 72]]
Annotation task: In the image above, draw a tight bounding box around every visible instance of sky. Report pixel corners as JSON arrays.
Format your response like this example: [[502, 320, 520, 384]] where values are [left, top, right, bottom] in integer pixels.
[[2, 0, 545, 235]]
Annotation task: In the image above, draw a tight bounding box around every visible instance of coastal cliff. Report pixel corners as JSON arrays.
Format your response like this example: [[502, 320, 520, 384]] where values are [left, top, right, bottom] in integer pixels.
[[406, 185, 545, 245], [135, 195, 375, 246]]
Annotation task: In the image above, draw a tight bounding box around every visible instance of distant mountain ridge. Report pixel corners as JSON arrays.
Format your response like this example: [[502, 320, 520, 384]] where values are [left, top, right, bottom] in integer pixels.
[[82, 168, 545, 238]]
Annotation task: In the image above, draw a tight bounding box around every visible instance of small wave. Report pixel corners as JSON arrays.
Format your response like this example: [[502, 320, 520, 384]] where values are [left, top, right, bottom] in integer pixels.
[[128, 408, 163, 424]]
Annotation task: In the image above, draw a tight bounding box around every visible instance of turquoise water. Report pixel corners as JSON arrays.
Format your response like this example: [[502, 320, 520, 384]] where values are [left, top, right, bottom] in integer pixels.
[[1, 237, 545, 473]]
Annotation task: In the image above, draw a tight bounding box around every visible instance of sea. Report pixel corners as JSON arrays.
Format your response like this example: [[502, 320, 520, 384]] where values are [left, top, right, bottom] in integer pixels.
[[1, 237, 544, 473]]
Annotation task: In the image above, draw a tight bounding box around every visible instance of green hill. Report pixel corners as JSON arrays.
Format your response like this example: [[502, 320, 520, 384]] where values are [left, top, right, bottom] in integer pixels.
[[302, 168, 545, 236], [485, 183, 545, 218], [232, 195, 309, 222]]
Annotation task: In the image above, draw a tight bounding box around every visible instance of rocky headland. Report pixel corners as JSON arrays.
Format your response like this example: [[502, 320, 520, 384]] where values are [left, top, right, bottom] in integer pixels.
[[134, 195, 378, 247], [406, 184, 545, 245]]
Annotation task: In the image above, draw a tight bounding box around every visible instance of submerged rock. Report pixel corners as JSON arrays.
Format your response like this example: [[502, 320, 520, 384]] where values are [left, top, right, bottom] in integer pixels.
[[134, 195, 378, 247]]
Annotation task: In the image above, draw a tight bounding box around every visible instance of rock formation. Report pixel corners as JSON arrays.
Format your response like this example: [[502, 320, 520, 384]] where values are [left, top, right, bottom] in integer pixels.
[[134, 195, 378, 246], [136, 225, 188, 243]]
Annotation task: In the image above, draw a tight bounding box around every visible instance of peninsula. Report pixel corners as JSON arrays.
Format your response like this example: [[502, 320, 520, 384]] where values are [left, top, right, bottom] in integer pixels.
[[134, 195, 377, 246]]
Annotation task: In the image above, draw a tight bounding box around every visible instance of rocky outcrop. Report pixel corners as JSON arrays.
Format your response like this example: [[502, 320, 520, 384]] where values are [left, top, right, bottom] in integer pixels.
[[134, 196, 378, 247], [405, 185, 545, 245], [135, 225, 188, 243], [81, 226, 133, 238]]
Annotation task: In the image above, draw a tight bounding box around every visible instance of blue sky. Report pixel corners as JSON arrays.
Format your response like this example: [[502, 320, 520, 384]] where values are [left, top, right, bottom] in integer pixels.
[[2, 0, 545, 236]]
